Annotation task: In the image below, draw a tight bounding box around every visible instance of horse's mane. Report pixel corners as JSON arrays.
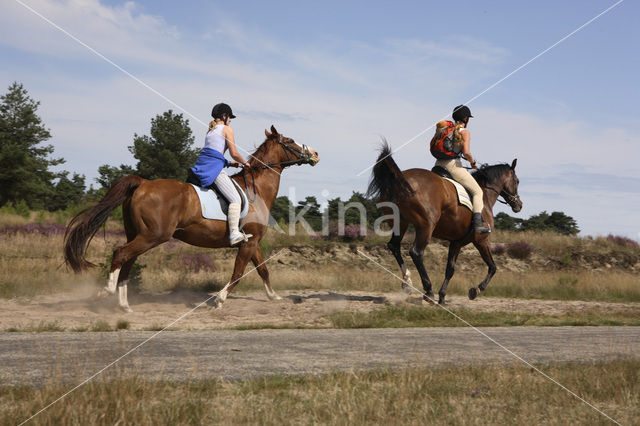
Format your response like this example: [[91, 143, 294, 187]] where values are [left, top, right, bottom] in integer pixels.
[[472, 163, 511, 187], [229, 137, 274, 178]]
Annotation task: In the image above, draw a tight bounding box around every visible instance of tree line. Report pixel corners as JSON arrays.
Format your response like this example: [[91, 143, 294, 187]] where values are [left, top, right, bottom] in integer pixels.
[[0, 82, 579, 236]]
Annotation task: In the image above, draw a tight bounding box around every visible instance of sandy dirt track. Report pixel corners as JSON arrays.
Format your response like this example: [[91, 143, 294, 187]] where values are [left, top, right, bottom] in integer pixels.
[[1, 326, 638, 386], [2, 288, 639, 331]]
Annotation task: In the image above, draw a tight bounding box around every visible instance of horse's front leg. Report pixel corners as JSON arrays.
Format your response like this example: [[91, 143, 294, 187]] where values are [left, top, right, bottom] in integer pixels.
[[469, 239, 496, 300], [252, 245, 281, 301], [437, 241, 462, 305], [214, 241, 256, 308]]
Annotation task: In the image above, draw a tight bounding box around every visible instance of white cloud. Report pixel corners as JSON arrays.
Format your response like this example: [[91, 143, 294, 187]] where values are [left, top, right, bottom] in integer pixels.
[[0, 0, 180, 62]]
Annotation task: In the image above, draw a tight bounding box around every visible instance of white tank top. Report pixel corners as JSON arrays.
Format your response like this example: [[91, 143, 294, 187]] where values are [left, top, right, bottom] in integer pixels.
[[204, 124, 226, 153]]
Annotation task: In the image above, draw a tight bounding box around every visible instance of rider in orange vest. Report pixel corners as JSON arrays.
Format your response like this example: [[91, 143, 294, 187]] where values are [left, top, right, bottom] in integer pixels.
[[434, 105, 491, 234]]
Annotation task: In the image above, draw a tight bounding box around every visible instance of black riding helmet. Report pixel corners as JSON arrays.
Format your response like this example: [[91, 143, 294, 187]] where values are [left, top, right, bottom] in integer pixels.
[[452, 105, 473, 122], [211, 103, 236, 120]]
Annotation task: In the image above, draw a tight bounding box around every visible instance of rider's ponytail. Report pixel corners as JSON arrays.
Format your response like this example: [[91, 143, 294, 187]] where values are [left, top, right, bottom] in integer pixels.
[[453, 122, 466, 148]]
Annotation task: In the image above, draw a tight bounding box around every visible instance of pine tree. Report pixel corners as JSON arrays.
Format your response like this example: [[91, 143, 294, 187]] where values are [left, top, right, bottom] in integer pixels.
[[49, 172, 86, 211], [128, 110, 199, 181], [0, 82, 64, 209]]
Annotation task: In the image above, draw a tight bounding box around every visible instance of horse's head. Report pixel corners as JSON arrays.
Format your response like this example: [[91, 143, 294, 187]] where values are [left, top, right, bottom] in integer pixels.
[[501, 159, 523, 213], [474, 159, 522, 213], [261, 125, 320, 167]]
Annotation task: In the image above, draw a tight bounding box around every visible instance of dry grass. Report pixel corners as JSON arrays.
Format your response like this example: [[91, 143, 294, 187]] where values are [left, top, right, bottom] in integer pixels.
[[1, 360, 637, 425], [1, 215, 638, 303]]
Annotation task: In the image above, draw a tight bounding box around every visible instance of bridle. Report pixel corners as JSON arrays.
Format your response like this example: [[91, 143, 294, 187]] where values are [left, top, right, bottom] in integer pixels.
[[239, 137, 314, 202], [482, 170, 521, 207], [252, 138, 313, 169]]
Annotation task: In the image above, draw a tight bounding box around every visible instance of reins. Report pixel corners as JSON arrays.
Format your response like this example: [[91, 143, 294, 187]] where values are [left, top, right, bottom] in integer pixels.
[[235, 140, 313, 203]]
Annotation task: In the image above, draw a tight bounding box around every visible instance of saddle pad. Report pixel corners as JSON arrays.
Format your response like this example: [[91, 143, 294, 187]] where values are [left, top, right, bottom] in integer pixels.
[[444, 178, 473, 211], [189, 180, 249, 221]]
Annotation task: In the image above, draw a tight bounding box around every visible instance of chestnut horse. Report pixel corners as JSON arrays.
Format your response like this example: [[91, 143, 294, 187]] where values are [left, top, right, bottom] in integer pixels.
[[64, 126, 319, 312], [367, 143, 522, 304]]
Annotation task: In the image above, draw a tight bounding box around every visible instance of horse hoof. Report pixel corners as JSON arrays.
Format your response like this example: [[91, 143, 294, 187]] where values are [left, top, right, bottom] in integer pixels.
[[422, 294, 436, 304], [401, 282, 412, 294], [120, 306, 133, 313], [468, 287, 478, 300], [438, 298, 446, 305]]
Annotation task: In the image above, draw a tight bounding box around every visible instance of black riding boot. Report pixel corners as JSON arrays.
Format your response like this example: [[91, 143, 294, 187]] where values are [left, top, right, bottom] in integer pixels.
[[472, 213, 491, 234]]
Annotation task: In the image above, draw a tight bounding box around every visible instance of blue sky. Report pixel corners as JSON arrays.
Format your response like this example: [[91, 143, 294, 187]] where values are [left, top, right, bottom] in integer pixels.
[[1, 0, 638, 239]]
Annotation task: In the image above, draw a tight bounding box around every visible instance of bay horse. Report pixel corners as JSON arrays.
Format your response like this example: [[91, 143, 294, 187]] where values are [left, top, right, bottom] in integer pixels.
[[367, 143, 522, 304], [64, 126, 319, 312]]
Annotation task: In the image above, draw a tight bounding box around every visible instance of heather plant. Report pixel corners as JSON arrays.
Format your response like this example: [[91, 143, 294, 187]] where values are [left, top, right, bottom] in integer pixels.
[[343, 225, 366, 241], [491, 243, 506, 255], [180, 253, 216, 273], [506, 240, 534, 260], [604, 234, 639, 249], [0, 222, 66, 236]]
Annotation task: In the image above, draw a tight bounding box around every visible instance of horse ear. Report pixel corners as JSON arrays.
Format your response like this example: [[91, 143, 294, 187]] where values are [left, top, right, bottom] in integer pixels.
[[270, 125, 279, 136], [511, 159, 517, 170], [265, 128, 272, 138]]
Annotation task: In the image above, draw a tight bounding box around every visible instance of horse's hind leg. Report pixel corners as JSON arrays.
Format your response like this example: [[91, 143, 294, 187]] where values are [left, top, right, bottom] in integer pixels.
[[469, 239, 497, 300], [115, 256, 139, 312], [386, 220, 410, 292], [437, 241, 462, 305], [109, 235, 168, 312], [252, 245, 281, 301], [409, 227, 435, 300]]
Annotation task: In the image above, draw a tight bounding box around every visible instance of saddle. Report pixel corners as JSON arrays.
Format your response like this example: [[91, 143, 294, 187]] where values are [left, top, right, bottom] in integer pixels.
[[430, 166, 472, 211], [431, 165, 452, 180], [186, 169, 248, 220]]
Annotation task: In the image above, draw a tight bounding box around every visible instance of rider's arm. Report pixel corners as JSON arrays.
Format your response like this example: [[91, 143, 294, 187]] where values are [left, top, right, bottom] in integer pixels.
[[223, 126, 250, 167], [459, 129, 478, 169]]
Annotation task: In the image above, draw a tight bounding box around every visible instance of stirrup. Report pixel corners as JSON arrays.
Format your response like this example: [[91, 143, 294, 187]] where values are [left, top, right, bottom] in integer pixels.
[[230, 230, 252, 246]]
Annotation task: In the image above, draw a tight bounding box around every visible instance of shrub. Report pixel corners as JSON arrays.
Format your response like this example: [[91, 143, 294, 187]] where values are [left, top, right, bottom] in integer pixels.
[[605, 234, 639, 249], [506, 241, 534, 260], [180, 253, 216, 273], [90, 320, 112, 332], [116, 319, 130, 330], [13, 200, 31, 218], [343, 225, 366, 241], [491, 243, 506, 255]]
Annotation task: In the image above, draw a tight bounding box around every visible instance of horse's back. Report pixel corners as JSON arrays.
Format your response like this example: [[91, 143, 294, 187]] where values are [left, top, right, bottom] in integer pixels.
[[126, 178, 201, 225], [400, 168, 471, 238]]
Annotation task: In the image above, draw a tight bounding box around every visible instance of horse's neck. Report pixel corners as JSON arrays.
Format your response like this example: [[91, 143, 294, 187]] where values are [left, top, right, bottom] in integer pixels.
[[480, 178, 504, 212], [234, 167, 282, 210]]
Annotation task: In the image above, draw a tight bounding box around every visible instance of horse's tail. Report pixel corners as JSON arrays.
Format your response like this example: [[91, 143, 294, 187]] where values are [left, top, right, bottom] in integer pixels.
[[366, 140, 415, 202], [64, 175, 144, 272]]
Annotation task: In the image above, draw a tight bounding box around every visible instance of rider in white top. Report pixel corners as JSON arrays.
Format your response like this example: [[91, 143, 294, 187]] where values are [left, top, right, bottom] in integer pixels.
[[204, 123, 227, 153], [192, 103, 252, 246]]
